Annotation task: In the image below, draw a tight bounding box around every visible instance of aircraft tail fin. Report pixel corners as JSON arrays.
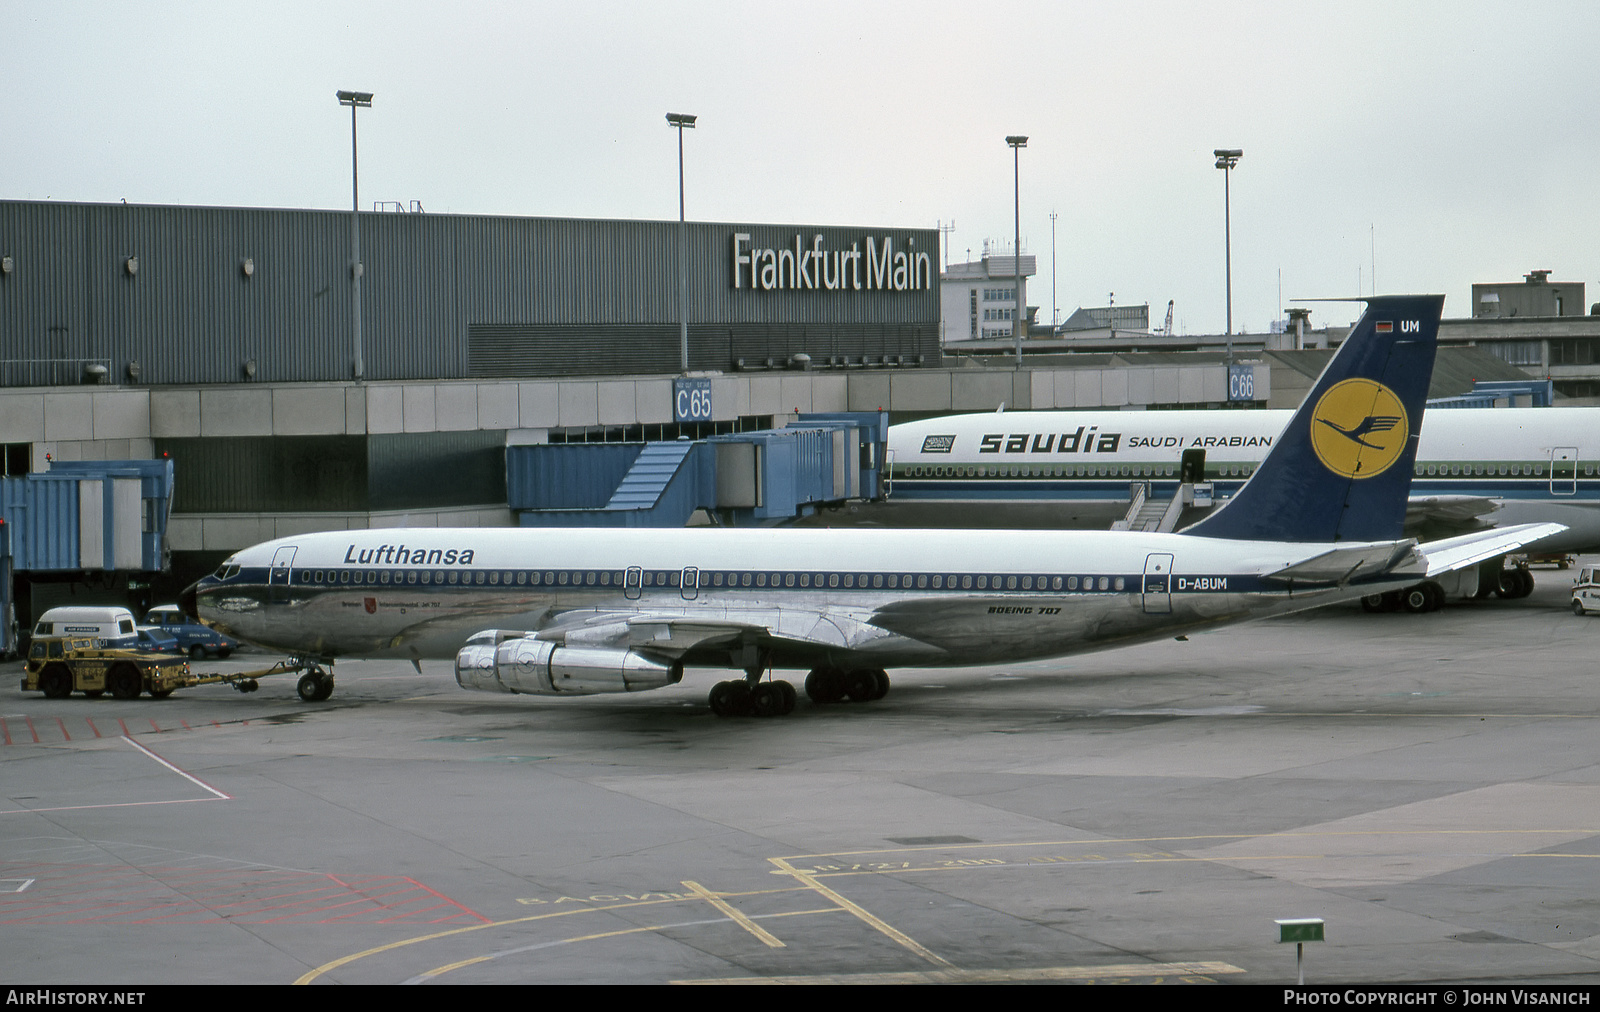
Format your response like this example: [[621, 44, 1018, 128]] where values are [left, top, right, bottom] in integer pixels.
[[1185, 294, 1444, 543]]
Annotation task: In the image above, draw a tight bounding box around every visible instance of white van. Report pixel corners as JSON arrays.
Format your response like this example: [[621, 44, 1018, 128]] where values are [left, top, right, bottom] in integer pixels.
[[1575, 568, 1600, 617], [32, 606, 138, 648]]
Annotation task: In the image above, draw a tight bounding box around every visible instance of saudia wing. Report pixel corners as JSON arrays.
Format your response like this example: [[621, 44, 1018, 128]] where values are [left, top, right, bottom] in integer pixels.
[[184, 295, 1562, 715]]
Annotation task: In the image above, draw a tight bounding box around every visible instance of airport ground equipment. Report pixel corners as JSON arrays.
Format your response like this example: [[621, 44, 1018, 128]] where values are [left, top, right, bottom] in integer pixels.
[[1574, 566, 1600, 616], [20, 636, 330, 700], [21, 636, 192, 699]]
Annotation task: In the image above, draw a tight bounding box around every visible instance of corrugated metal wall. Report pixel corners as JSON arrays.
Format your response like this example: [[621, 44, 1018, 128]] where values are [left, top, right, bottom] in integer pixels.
[[0, 202, 939, 385]]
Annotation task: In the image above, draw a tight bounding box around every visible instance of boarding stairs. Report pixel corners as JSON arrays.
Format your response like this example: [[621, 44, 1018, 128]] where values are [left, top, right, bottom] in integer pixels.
[[1111, 481, 1209, 533]]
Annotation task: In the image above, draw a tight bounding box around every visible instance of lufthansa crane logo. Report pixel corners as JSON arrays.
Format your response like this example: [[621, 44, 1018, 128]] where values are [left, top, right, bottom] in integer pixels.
[[1309, 378, 1409, 479]]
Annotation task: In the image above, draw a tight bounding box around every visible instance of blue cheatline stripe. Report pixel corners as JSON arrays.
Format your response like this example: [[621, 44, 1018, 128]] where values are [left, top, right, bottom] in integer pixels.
[[216, 566, 1293, 596]]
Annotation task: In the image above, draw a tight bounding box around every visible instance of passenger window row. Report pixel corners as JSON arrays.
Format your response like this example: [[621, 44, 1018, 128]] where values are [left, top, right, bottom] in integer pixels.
[[286, 568, 1131, 593]]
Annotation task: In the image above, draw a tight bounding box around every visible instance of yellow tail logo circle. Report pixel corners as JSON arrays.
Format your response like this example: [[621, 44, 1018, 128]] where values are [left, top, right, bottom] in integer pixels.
[[1309, 379, 1409, 479]]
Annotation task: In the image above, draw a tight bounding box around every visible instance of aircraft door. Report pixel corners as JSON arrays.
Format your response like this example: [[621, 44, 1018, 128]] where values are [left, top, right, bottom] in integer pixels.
[[681, 567, 699, 601], [624, 567, 642, 600], [268, 546, 297, 603], [1142, 553, 1173, 614], [1551, 447, 1577, 496]]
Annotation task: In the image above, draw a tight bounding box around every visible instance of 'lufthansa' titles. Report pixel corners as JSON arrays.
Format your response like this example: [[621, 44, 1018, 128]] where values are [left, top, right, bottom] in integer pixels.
[[344, 544, 476, 566]]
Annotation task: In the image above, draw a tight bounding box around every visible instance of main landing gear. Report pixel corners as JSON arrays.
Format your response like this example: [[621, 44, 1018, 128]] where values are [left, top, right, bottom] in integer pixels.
[[706, 666, 892, 717], [708, 677, 796, 717], [804, 666, 890, 705]]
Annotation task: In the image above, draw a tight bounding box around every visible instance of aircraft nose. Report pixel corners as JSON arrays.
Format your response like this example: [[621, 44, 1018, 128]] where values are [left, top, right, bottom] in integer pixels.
[[180, 581, 200, 621]]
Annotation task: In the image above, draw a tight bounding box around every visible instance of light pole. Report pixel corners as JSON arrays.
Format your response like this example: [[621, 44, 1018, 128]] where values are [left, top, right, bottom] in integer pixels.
[[1214, 148, 1242, 354], [338, 90, 373, 383], [666, 112, 697, 373], [1006, 135, 1028, 365]]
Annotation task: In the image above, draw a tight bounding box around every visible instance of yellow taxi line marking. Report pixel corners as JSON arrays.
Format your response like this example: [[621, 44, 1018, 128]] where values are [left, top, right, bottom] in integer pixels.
[[681, 880, 786, 948], [411, 909, 843, 983], [295, 895, 690, 984], [767, 856, 951, 968], [674, 959, 1248, 985]]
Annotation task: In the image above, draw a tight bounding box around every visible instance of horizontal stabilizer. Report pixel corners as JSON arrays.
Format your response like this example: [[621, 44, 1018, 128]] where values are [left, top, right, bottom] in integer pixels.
[[1265, 541, 1421, 584], [1405, 495, 1500, 525], [1403, 522, 1569, 578]]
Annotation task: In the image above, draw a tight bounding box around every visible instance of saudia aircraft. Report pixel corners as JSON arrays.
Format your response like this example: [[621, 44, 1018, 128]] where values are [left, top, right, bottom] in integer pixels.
[[185, 294, 1561, 715], [888, 407, 1599, 552], [885, 378, 1600, 586]]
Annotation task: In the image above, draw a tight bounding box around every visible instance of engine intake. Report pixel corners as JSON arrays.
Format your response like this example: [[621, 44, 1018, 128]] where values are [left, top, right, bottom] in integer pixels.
[[455, 632, 681, 696]]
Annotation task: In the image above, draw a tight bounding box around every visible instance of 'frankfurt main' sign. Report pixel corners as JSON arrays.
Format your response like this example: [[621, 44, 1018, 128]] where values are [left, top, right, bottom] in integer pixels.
[[731, 233, 932, 293]]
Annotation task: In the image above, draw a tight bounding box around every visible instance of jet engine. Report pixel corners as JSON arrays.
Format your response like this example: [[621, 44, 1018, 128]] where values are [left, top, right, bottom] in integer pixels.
[[454, 631, 681, 696]]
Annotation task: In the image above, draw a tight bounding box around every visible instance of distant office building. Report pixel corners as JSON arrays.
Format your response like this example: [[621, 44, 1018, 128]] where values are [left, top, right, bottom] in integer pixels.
[[1472, 270, 1586, 320], [940, 252, 1036, 343]]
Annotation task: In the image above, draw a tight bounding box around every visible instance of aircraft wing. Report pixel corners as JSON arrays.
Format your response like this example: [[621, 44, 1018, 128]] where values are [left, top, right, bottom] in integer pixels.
[[1400, 522, 1569, 578], [533, 605, 894, 658]]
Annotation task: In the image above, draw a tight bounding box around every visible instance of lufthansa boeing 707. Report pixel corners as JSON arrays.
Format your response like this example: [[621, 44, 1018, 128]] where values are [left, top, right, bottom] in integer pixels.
[[184, 294, 1561, 714]]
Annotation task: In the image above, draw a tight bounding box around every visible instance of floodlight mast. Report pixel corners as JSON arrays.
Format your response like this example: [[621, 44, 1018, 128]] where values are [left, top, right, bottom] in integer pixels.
[[1214, 148, 1243, 351], [666, 113, 697, 373], [1006, 135, 1028, 365], [338, 90, 374, 383]]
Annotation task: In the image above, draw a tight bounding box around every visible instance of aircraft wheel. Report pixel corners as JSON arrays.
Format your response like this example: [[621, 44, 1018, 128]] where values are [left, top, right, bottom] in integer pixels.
[[844, 668, 878, 702], [775, 680, 797, 714], [1402, 586, 1431, 614], [709, 680, 753, 717], [297, 671, 334, 702], [805, 667, 846, 704], [40, 664, 73, 700], [108, 664, 142, 700], [869, 669, 890, 700], [751, 682, 787, 717], [1424, 581, 1447, 610], [1497, 569, 1533, 599]]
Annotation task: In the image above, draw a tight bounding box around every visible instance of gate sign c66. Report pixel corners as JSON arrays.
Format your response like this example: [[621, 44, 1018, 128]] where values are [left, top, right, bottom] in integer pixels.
[[674, 378, 713, 422], [1228, 364, 1255, 402]]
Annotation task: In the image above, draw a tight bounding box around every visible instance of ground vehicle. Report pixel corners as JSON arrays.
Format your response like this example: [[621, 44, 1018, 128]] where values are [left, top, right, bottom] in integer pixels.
[[144, 605, 238, 659], [22, 636, 191, 699], [134, 625, 181, 654], [21, 635, 322, 699], [31, 607, 138, 648], [1574, 567, 1600, 616]]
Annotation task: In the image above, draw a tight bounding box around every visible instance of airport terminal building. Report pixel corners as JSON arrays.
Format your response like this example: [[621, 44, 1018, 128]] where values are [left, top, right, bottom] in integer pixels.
[[5, 197, 1544, 606], [0, 201, 964, 566]]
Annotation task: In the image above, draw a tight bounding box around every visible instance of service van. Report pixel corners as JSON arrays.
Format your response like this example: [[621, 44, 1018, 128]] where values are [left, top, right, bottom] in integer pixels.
[[31, 606, 138, 648], [1574, 567, 1600, 617]]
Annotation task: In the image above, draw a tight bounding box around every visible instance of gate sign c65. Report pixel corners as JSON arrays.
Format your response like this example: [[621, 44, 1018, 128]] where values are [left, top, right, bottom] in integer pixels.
[[674, 378, 713, 423]]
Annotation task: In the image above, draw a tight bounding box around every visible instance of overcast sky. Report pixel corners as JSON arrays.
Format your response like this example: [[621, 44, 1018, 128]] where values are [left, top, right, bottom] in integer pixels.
[[5, 1, 1597, 335]]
